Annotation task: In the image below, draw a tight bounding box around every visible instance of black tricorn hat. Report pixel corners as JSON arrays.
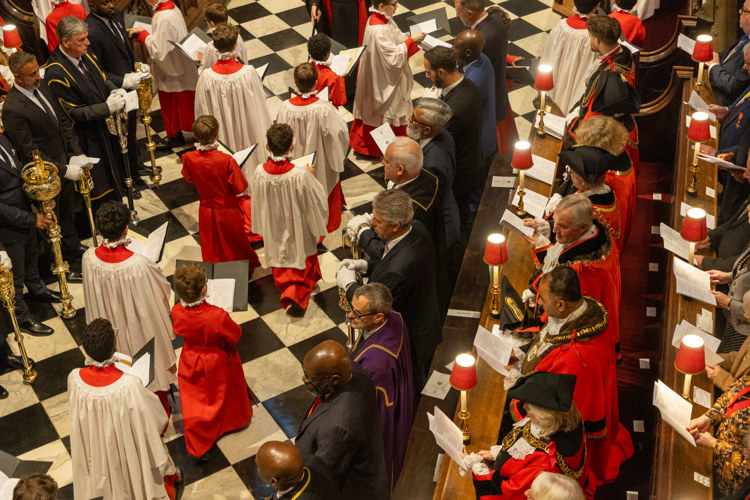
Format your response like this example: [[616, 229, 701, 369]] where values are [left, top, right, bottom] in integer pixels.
[[559, 145, 629, 183], [507, 371, 577, 412], [591, 71, 640, 115]]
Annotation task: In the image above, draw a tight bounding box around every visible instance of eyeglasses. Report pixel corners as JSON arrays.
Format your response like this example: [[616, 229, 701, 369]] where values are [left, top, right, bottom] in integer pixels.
[[302, 370, 334, 384], [741, 7, 750, 14], [349, 307, 379, 320], [409, 114, 430, 127]]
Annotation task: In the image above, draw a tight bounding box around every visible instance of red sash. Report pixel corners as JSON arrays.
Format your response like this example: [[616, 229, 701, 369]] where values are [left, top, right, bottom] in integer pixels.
[[727, 385, 750, 418]]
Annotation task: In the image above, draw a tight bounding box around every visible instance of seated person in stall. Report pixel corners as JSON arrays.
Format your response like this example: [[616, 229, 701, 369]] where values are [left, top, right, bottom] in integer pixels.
[[276, 63, 348, 234], [705, 290, 750, 392], [171, 262, 255, 462], [706, 237, 750, 353], [198, 2, 247, 71], [250, 123, 328, 316], [608, 0, 646, 47], [695, 187, 750, 275], [181, 115, 260, 268], [708, 2, 750, 107], [308, 33, 347, 108]]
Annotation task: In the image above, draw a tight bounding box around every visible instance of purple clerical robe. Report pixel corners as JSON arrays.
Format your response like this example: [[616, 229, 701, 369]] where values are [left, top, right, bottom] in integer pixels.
[[351, 310, 414, 489]]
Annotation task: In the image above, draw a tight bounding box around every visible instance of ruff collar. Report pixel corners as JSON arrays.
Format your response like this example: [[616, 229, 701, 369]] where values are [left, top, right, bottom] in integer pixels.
[[195, 141, 220, 151], [102, 236, 131, 249]]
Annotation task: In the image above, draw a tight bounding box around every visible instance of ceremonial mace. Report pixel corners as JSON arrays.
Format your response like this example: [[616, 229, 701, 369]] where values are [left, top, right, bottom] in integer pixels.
[[75, 164, 98, 246], [0, 263, 37, 384], [135, 62, 161, 188], [109, 110, 140, 223], [339, 228, 363, 350], [21, 151, 76, 319]]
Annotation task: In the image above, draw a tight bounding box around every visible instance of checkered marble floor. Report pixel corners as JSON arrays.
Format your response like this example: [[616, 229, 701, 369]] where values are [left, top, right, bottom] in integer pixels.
[[0, 0, 562, 497]]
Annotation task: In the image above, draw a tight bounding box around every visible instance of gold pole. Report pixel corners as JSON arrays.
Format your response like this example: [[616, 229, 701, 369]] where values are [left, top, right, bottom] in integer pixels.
[[77, 171, 98, 246], [536, 91, 547, 137], [489, 265, 501, 317], [135, 63, 161, 188], [459, 390, 471, 444], [695, 62, 705, 93], [516, 171, 527, 216], [0, 263, 37, 384], [339, 228, 362, 350], [687, 141, 700, 196]]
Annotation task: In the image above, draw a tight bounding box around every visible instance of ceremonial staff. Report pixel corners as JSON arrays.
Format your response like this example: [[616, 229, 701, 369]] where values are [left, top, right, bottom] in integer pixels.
[[339, 228, 363, 350], [0, 262, 37, 384], [135, 62, 161, 188], [109, 109, 140, 223], [75, 165, 98, 245]]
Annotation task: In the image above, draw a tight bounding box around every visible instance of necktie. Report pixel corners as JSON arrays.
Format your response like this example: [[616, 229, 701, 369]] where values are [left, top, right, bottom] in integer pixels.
[[108, 20, 124, 44], [78, 60, 100, 94], [0, 144, 14, 169], [33, 89, 57, 120]]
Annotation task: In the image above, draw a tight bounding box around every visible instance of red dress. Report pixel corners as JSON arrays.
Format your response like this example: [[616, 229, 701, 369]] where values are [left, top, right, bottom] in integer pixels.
[[182, 148, 260, 267], [171, 301, 253, 457], [46, 1, 86, 51], [313, 63, 347, 108]]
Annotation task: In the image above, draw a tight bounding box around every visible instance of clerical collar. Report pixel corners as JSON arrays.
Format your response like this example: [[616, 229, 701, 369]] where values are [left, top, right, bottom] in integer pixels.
[[470, 11, 488, 29], [440, 76, 463, 97]]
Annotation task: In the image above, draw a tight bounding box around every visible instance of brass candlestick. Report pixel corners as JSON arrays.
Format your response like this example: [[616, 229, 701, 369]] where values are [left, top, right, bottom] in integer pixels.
[[458, 390, 471, 444], [135, 63, 161, 188], [21, 151, 75, 319], [489, 264, 501, 317], [0, 263, 37, 384], [537, 91, 548, 138], [516, 171, 527, 216], [687, 144, 700, 196]]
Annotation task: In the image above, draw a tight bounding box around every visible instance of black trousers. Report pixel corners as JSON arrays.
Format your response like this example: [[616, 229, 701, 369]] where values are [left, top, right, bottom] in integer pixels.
[[3, 228, 46, 323]]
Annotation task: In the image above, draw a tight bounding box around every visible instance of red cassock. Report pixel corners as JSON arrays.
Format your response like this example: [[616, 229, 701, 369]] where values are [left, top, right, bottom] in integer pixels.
[[606, 160, 636, 250], [171, 301, 253, 457], [609, 11, 646, 47], [182, 148, 260, 268], [46, 1, 86, 51], [313, 63, 347, 108]]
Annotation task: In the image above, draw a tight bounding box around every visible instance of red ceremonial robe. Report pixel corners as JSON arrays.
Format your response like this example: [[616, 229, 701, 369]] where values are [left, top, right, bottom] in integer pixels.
[[605, 155, 636, 250], [511, 297, 633, 489], [609, 11, 646, 47], [313, 62, 347, 108], [46, 1, 86, 52], [181, 148, 260, 267], [78, 364, 180, 500], [471, 419, 589, 499]]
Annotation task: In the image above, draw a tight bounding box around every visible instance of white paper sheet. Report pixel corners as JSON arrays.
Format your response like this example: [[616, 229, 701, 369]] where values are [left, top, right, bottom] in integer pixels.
[[181, 33, 206, 60], [679, 202, 715, 229], [516, 154, 557, 185], [685, 116, 717, 139], [673, 256, 716, 305], [500, 209, 534, 236], [659, 222, 691, 261], [693, 386, 712, 409], [254, 62, 269, 80], [492, 176, 515, 188], [0, 469, 19, 500], [473, 325, 513, 375], [533, 111, 565, 139], [329, 46, 365, 76], [125, 221, 168, 263], [427, 406, 465, 466], [410, 19, 437, 36], [318, 87, 329, 101], [511, 186, 549, 219], [421, 371, 451, 399], [678, 34, 696, 55], [291, 152, 316, 169], [686, 91, 717, 122], [370, 122, 397, 155], [652, 379, 696, 446], [697, 308, 714, 334], [697, 153, 746, 172], [421, 34, 452, 50], [232, 144, 257, 168], [206, 278, 235, 313], [133, 21, 151, 31]]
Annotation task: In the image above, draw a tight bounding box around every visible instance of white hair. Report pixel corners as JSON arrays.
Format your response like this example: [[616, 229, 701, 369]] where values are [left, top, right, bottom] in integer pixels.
[[555, 194, 594, 228], [528, 472, 584, 500], [388, 137, 423, 176]]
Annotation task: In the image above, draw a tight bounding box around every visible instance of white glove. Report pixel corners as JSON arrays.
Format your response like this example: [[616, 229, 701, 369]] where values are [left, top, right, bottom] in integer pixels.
[[63, 163, 83, 181], [138, 63, 150, 75], [346, 213, 372, 236], [338, 258, 367, 273], [106, 92, 126, 113], [0, 250, 11, 270], [460, 453, 487, 476], [336, 266, 357, 290], [521, 288, 536, 306], [122, 72, 147, 89]]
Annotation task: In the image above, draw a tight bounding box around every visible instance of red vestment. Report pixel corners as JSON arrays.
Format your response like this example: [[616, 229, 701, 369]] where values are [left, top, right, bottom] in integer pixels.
[[606, 160, 636, 250], [171, 301, 253, 457], [609, 11, 646, 47], [46, 1, 86, 51], [181, 148, 260, 267], [313, 63, 347, 108]]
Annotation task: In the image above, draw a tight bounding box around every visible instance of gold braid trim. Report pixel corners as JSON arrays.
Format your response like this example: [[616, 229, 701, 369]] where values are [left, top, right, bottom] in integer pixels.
[[593, 207, 620, 242], [501, 422, 586, 479]]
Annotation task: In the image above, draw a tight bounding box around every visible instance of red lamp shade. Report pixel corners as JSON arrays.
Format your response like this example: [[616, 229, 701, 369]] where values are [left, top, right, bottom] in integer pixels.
[[675, 334, 706, 375], [534, 64, 553, 91], [484, 233, 508, 266], [511, 141, 533, 170], [680, 207, 708, 242], [692, 34, 713, 63], [687, 112, 711, 143], [450, 353, 477, 390], [3, 26, 22, 50]]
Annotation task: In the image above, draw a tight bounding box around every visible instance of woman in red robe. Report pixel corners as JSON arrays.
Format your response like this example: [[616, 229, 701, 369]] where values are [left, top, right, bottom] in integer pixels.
[[181, 115, 260, 268], [171, 262, 254, 460]]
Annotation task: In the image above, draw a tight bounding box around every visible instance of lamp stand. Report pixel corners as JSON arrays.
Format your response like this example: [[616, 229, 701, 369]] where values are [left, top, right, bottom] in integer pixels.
[[536, 91, 547, 138], [489, 265, 501, 318], [681, 373, 693, 400], [687, 142, 700, 196], [459, 390, 471, 445], [688, 242, 696, 266], [695, 62, 704, 92], [516, 171, 527, 216]]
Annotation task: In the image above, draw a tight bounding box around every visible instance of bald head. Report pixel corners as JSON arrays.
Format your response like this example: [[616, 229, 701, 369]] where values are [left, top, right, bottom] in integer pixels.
[[256, 441, 304, 491], [384, 137, 423, 183], [453, 29, 484, 64], [302, 340, 352, 395]]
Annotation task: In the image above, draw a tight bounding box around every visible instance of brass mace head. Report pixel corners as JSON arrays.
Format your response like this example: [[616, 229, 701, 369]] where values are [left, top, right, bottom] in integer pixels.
[[21, 150, 60, 202]]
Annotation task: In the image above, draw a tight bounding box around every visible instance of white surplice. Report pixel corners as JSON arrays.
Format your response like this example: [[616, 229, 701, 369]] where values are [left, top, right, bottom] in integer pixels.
[[82, 249, 177, 392], [352, 15, 414, 128], [195, 64, 271, 192], [144, 4, 198, 92], [250, 164, 328, 269], [199, 34, 247, 73], [276, 98, 348, 195], [539, 18, 599, 115], [68, 369, 176, 500]]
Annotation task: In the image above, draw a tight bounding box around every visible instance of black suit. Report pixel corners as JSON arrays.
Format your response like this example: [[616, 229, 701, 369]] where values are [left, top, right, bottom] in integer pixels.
[[475, 10, 509, 122], [703, 194, 750, 273], [272, 457, 342, 500], [3, 84, 83, 251], [423, 129, 460, 247], [0, 134, 46, 323], [295, 364, 388, 500], [442, 78, 484, 223], [348, 220, 442, 384], [709, 36, 750, 107]]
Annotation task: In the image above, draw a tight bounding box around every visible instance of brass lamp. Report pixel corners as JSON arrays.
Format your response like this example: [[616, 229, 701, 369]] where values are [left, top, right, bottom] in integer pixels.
[[681, 207, 707, 266], [450, 353, 477, 445], [484, 233, 508, 318], [675, 334, 705, 400], [686, 112, 711, 196], [692, 35, 713, 92], [534, 65, 554, 137], [512, 141, 534, 216]]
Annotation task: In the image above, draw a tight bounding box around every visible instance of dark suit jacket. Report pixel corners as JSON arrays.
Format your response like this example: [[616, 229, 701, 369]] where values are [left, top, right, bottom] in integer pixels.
[[718, 123, 750, 225], [0, 135, 35, 245], [718, 85, 750, 154], [86, 11, 136, 86], [703, 194, 750, 272], [423, 130, 460, 246], [475, 9, 508, 121], [273, 457, 342, 500], [2, 84, 81, 172], [442, 77, 484, 209], [295, 364, 388, 500], [710, 35, 750, 107], [463, 53, 498, 158]]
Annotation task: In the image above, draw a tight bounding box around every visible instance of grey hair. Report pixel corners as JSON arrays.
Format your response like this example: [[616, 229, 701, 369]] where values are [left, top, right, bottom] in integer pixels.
[[528, 472, 585, 500], [353, 282, 393, 314], [415, 97, 453, 128], [57, 16, 88, 44], [389, 137, 423, 176], [372, 189, 414, 226], [555, 193, 593, 228], [8, 51, 37, 75]]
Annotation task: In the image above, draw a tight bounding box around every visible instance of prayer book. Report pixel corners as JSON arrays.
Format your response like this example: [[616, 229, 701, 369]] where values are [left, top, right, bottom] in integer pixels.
[[115, 337, 155, 387], [512, 154, 556, 185], [327, 37, 366, 77], [291, 152, 317, 170], [672, 256, 717, 306], [658, 223, 691, 262], [174, 260, 249, 311], [686, 91, 716, 121], [652, 380, 696, 446], [473, 324, 514, 376], [420, 35, 452, 51], [427, 406, 465, 466], [254, 62, 269, 80], [677, 34, 696, 55], [126, 221, 168, 263], [500, 209, 534, 237], [217, 140, 258, 169], [124, 14, 151, 31], [169, 27, 211, 66], [533, 111, 565, 139], [407, 8, 450, 36]]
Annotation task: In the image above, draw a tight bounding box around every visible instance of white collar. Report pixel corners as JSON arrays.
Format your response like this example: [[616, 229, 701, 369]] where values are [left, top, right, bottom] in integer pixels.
[[419, 136, 435, 148], [440, 76, 463, 97], [387, 175, 419, 190], [470, 12, 488, 29], [369, 6, 392, 19], [599, 44, 620, 63], [310, 58, 331, 67], [61, 49, 82, 68], [384, 225, 412, 255], [153, 0, 169, 10], [195, 140, 219, 151]]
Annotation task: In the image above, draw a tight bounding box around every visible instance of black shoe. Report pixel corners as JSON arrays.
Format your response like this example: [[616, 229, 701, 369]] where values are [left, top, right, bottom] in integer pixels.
[[137, 165, 162, 176], [166, 132, 185, 148], [20, 318, 54, 336], [63, 244, 88, 260], [131, 189, 142, 200], [0, 348, 32, 374], [67, 271, 83, 283], [154, 136, 172, 151], [24, 289, 61, 303], [286, 301, 306, 318], [174, 467, 185, 500], [0, 385, 7, 399]]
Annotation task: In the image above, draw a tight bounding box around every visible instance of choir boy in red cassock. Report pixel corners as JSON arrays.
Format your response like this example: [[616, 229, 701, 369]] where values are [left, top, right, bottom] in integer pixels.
[[171, 262, 254, 461], [308, 33, 347, 109], [129, 0, 198, 148], [45, 0, 86, 52], [276, 63, 348, 234], [250, 123, 328, 316], [181, 115, 261, 268], [609, 0, 646, 47]]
